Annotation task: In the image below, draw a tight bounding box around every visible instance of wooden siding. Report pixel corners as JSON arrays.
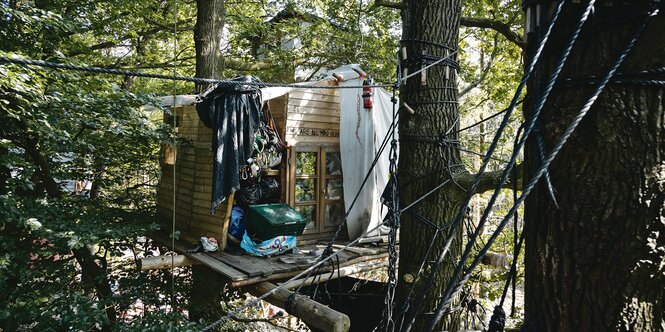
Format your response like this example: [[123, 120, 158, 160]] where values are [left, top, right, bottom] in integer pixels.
[[156, 105, 226, 242], [157, 85, 343, 243], [284, 83, 340, 145]]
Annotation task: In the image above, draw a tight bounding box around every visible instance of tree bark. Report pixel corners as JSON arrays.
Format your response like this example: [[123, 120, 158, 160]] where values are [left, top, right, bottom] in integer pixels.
[[189, 0, 229, 322], [396, 0, 465, 331], [194, 0, 225, 92], [523, 3, 665, 331]]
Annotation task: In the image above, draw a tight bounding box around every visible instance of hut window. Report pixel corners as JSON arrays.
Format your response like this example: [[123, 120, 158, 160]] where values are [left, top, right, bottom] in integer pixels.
[[292, 146, 344, 235], [294, 150, 318, 231]]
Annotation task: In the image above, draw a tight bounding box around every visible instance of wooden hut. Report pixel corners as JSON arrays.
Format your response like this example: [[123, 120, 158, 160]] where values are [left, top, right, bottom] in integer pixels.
[[156, 79, 346, 246], [150, 67, 399, 331]]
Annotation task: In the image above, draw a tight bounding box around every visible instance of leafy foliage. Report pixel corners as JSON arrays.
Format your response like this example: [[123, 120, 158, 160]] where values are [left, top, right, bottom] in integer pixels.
[[1, 0, 529, 329]]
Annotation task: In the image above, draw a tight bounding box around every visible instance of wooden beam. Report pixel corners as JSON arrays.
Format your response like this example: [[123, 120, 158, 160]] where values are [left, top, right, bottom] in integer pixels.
[[221, 192, 235, 251], [151, 233, 247, 281], [246, 282, 350, 332], [138, 255, 199, 270]]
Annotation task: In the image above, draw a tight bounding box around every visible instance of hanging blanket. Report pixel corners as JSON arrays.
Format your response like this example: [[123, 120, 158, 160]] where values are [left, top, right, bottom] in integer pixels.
[[196, 77, 262, 214]]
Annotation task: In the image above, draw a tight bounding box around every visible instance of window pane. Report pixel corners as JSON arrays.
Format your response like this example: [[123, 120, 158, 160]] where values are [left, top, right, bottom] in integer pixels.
[[324, 202, 345, 227], [296, 152, 317, 176], [295, 179, 316, 202], [325, 179, 344, 200], [325, 152, 343, 176], [295, 205, 316, 229]]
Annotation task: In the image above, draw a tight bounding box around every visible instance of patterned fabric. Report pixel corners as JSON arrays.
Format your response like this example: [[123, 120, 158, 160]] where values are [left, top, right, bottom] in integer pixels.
[[240, 231, 296, 257]]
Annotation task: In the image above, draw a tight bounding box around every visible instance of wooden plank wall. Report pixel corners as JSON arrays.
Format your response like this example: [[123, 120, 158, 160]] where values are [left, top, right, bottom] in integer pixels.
[[156, 105, 226, 242], [192, 106, 226, 239], [266, 95, 289, 203], [157, 86, 342, 244], [284, 82, 342, 241], [284, 82, 340, 145]]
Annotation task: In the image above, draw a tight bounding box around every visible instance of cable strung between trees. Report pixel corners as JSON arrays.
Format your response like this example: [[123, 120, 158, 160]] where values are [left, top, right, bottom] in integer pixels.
[[0, 55, 400, 90]]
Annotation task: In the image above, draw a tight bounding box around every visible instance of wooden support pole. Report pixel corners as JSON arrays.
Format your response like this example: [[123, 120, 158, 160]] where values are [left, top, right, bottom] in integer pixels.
[[351, 67, 367, 78], [138, 255, 199, 270], [220, 191, 235, 251], [421, 50, 427, 85], [401, 47, 408, 85], [246, 282, 351, 332], [402, 102, 416, 115]]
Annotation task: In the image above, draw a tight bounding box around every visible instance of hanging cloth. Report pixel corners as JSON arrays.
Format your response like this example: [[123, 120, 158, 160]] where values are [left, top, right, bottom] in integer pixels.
[[196, 76, 262, 214]]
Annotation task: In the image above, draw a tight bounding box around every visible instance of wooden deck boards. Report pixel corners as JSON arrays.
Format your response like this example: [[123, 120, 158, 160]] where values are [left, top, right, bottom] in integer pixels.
[[153, 232, 388, 288]]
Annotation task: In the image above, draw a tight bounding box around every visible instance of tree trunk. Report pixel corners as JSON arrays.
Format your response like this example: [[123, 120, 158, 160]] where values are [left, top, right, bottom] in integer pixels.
[[194, 0, 225, 92], [189, 0, 229, 322], [396, 0, 465, 331], [189, 265, 231, 322], [524, 3, 665, 331]]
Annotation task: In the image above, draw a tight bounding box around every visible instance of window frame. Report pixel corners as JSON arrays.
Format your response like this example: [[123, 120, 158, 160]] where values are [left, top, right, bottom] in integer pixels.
[[289, 144, 344, 237]]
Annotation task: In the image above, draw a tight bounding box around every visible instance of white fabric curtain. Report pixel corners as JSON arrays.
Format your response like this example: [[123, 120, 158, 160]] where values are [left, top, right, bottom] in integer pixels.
[[338, 67, 398, 240]]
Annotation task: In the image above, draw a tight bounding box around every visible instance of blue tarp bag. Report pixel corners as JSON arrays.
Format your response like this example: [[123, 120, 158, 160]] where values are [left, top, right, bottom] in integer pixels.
[[240, 231, 296, 257], [228, 205, 245, 243]]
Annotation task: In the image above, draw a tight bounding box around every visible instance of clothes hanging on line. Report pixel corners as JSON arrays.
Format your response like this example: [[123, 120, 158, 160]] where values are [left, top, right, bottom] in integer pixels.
[[196, 76, 263, 214]]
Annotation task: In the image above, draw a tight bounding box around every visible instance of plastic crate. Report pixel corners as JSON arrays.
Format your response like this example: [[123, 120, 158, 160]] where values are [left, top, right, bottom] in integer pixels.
[[244, 203, 307, 241]]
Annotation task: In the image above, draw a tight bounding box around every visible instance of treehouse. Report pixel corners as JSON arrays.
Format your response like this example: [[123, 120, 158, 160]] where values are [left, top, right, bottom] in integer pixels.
[[151, 65, 398, 331]]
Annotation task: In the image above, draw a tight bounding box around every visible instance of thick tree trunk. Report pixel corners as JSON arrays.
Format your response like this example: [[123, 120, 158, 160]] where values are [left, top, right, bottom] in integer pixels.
[[396, 0, 464, 331], [524, 3, 665, 331], [194, 0, 225, 92], [189, 0, 229, 322]]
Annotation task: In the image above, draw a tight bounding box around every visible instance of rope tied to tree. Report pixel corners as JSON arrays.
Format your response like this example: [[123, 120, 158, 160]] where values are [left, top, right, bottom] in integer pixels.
[[427, 4, 659, 330], [487, 306, 506, 332], [400, 0, 567, 329]]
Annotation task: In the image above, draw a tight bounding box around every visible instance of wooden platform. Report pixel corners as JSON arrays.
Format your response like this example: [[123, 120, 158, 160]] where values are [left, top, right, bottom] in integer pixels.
[[156, 234, 389, 288]]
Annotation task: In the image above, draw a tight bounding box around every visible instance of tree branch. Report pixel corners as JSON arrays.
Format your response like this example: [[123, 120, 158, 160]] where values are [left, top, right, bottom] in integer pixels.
[[370, 0, 404, 10], [460, 33, 500, 97], [66, 19, 195, 57], [455, 162, 524, 193], [72, 247, 117, 331], [460, 17, 525, 49]]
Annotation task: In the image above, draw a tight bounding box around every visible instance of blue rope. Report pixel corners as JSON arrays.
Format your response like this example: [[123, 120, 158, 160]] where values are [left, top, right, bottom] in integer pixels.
[[399, 1, 567, 329], [430, 8, 658, 331]]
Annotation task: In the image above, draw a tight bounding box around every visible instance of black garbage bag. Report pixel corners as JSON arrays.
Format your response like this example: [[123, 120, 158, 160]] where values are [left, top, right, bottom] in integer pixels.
[[236, 177, 280, 207], [195, 76, 262, 214]]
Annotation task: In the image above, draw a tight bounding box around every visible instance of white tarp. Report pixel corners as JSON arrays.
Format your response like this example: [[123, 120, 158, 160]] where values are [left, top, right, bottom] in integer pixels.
[[335, 65, 398, 240]]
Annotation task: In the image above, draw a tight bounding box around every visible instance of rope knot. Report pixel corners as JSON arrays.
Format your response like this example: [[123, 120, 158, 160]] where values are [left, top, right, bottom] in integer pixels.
[[488, 305, 506, 332]]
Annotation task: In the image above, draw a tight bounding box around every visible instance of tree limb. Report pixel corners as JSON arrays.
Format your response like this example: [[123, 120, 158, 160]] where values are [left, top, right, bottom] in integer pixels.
[[66, 19, 195, 57], [460, 33, 500, 97], [460, 17, 525, 49], [72, 247, 117, 331], [370, 0, 404, 10], [13, 121, 117, 329], [369, 3, 524, 50], [223, 58, 283, 72], [455, 162, 524, 193]]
